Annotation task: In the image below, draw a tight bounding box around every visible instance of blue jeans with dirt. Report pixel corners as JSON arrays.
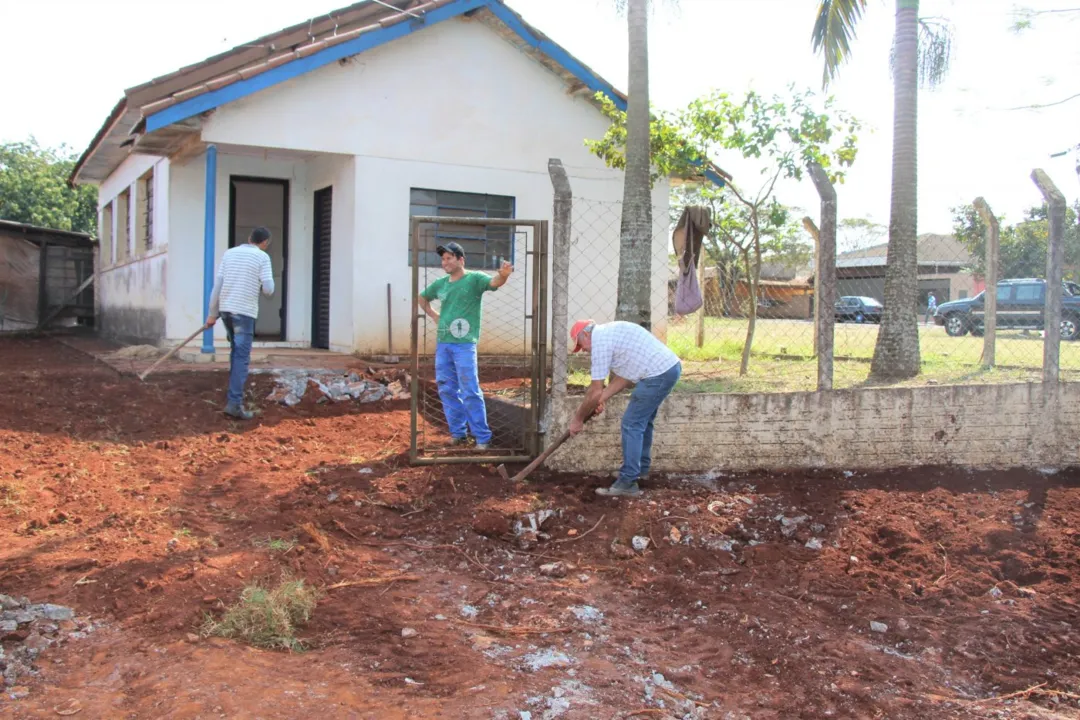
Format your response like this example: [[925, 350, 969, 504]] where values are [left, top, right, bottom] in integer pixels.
[[435, 342, 492, 445], [616, 362, 682, 488], [221, 312, 255, 408]]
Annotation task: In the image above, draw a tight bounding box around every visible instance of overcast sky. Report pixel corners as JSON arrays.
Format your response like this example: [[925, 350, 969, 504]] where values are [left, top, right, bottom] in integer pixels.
[[2, 0, 1078, 234]]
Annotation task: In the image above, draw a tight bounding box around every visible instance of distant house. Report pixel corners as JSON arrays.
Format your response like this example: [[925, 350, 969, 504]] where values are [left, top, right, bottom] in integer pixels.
[[72, 0, 726, 352], [834, 233, 977, 309], [0, 220, 95, 332]]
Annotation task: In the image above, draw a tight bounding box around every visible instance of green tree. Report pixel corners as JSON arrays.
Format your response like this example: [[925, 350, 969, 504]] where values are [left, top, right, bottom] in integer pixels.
[[813, 0, 953, 381], [0, 138, 97, 234], [952, 202, 1080, 281], [591, 87, 861, 373], [672, 185, 813, 320]]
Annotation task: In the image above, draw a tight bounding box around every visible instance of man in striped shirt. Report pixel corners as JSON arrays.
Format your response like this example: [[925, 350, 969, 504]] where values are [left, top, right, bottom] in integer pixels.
[[568, 319, 682, 497], [205, 227, 275, 420]]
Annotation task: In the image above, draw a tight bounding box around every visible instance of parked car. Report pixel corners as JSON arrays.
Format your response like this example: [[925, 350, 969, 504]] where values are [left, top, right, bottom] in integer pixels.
[[834, 296, 883, 323], [932, 278, 1080, 340]]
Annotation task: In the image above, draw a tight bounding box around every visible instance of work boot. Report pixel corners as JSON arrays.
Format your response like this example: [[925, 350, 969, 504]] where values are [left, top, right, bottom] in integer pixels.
[[595, 482, 643, 498], [449, 436, 470, 447], [224, 404, 254, 420]]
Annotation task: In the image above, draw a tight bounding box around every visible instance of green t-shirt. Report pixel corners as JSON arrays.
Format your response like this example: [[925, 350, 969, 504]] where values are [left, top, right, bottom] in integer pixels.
[[420, 271, 496, 344]]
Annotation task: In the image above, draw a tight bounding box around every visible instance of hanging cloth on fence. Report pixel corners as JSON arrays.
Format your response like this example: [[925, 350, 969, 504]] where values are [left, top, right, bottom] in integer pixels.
[[671, 206, 711, 316]]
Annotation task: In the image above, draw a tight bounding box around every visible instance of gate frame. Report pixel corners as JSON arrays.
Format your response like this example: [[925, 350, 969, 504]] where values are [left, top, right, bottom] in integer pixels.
[[408, 216, 548, 466]]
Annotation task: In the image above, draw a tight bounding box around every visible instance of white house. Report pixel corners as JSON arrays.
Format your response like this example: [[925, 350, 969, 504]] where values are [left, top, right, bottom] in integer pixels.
[[73, 0, 725, 355]]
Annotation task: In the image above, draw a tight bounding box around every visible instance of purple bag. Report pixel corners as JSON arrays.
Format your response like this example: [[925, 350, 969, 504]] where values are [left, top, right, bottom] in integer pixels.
[[674, 262, 703, 316]]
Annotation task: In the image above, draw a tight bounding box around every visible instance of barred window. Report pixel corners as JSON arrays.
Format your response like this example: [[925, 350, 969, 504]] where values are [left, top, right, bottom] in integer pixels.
[[408, 188, 514, 269]]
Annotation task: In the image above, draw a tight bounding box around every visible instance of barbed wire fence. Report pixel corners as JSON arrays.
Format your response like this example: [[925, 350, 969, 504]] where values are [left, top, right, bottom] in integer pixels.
[[548, 159, 1078, 403]]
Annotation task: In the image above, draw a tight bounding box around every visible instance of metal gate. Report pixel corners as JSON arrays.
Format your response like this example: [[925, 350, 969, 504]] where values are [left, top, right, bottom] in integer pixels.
[[409, 216, 548, 465]]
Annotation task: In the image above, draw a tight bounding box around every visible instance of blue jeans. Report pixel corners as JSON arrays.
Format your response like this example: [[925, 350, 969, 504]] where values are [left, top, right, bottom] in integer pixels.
[[617, 362, 681, 487], [221, 312, 255, 407], [435, 342, 491, 444]]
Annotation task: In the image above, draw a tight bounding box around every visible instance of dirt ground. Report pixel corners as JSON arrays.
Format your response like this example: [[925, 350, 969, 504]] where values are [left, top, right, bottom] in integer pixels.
[[2, 336, 1080, 719]]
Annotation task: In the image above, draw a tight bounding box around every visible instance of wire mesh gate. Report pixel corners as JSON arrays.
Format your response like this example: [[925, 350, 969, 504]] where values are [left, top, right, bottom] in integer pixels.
[[409, 216, 548, 465]]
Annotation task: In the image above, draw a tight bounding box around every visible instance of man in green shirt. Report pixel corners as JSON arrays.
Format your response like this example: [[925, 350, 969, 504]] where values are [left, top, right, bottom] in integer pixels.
[[418, 241, 513, 450]]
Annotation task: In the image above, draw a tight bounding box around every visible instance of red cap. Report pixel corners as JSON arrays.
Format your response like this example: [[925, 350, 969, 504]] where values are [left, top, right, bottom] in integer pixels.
[[570, 319, 594, 353]]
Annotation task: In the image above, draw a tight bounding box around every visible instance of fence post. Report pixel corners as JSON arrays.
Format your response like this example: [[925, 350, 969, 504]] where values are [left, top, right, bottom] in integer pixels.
[[802, 217, 821, 358], [548, 159, 573, 424], [973, 197, 999, 368], [808, 163, 836, 391], [1032, 169, 1065, 384]]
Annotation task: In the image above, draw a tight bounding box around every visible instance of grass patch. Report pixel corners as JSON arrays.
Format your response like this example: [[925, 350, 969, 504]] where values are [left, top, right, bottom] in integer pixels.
[[202, 578, 320, 651], [0, 482, 25, 516], [254, 536, 298, 553]]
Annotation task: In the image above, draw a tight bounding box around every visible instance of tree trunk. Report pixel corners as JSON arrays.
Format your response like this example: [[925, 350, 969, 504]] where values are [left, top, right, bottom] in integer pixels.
[[869, 0, 921, 381], [740, 240, 762, 376], [615, 0, 653, 329]]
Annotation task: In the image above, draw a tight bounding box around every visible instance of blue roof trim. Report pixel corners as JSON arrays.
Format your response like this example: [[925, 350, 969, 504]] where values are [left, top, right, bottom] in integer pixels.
[[144, 0, 726, 187], [484, 1, 627, 113], [145, 0, 488, 132]]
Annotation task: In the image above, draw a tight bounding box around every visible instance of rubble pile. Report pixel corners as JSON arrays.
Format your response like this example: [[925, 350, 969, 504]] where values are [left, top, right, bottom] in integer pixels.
[[261, 367, 410, 406], [1, 594, 95, 695]]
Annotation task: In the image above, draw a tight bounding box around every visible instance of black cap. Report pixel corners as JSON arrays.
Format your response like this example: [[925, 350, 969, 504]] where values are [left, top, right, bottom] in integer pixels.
[[249, 226, 272, 244], [436, 241, 465, 258]]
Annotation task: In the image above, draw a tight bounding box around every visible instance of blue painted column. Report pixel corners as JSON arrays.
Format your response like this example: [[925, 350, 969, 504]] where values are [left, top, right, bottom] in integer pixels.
[[201, 144, 218, 353]]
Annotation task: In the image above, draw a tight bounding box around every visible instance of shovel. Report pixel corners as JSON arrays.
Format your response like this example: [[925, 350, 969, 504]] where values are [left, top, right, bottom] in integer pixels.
[[496, 410, 596, 483]]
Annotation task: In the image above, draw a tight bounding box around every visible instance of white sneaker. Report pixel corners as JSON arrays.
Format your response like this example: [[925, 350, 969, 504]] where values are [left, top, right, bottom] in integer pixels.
[[475, 443, 490, 451]]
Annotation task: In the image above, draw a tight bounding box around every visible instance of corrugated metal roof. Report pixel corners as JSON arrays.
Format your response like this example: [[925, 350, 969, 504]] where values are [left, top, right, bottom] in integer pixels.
[[0, 219, 95, 246], [73, 0, 732, 187]]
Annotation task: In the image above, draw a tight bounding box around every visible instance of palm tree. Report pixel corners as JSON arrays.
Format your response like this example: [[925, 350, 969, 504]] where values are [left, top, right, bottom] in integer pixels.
[[615, 0, 654, 329], [812, 0, 952, 380]]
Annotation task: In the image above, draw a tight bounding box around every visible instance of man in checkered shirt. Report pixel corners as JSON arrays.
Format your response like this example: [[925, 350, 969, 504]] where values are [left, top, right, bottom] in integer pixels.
[[568, 319, 681, 497]]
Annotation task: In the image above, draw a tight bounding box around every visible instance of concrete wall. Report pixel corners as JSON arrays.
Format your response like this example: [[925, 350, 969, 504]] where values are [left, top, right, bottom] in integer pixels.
[[198, 16, 670, 353], [547, 382, 1077, 474], [96, 154, 169, 343]]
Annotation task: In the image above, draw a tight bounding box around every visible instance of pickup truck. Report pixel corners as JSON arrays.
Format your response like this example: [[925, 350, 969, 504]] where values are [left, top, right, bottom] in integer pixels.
[[933, 278, 1080, 340]]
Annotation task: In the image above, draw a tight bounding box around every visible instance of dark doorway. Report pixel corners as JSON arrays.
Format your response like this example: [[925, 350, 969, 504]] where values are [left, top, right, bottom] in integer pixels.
[[312, 187, 333, 349], [228, 177, 288, 341]]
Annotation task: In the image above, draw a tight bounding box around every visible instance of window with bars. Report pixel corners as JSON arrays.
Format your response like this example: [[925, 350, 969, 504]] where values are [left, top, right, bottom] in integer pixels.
[[408, 188, 515, 269]]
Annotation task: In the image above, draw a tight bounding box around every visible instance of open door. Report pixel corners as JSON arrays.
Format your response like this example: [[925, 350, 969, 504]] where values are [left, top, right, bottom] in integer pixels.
[[229, 177, 288, 340]]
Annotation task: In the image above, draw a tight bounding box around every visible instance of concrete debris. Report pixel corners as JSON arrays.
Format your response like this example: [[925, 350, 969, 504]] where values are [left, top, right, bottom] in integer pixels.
[[805, 538, 824, 551], [631, 536, 651, 552], [521, 648, 574, 672], [263, 369, 410, 406], [401, 627, 418, 639], [514, 509, 561, 538], [567, 606, 603, 624], [539, 562, 568, 578], [869, 621, 889, 634], [0, 595, 94, 689]]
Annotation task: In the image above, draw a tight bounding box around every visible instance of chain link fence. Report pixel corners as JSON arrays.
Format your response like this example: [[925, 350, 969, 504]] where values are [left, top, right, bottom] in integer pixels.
[[557, 171, 1079, 395]]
